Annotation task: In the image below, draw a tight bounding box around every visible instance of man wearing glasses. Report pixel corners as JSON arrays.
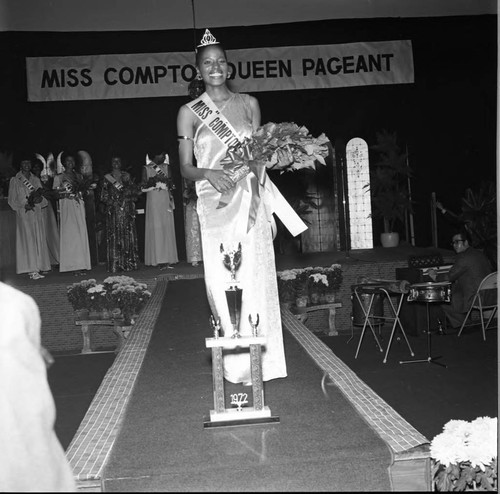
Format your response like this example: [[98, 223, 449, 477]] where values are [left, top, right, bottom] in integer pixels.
[[428, 229, 493, 329]]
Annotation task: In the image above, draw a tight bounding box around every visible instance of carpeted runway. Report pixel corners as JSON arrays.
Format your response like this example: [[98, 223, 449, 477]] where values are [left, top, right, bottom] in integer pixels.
[[102, 278, 393, 492]]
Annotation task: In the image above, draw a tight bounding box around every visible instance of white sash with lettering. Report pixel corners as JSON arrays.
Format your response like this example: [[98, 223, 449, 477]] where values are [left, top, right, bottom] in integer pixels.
[[186, 92, 307, 237], [105, 174, 124, 191]]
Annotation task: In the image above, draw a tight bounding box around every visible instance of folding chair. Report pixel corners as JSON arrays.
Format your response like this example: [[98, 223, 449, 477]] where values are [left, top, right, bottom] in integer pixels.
[[457, 271, 498, 341]]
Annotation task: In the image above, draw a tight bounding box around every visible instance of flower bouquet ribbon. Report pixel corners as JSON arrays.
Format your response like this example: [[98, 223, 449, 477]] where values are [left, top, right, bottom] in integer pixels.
[[218, 140, 267, 232]]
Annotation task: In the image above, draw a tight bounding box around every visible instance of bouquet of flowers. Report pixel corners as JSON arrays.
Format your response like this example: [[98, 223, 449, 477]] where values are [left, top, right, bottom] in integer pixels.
[[431, 417, 497, 491], [57, 175, 96, 202], [142, 176, 175, 193], [26, 187, 45, 210], [220, 121, 330, 182]]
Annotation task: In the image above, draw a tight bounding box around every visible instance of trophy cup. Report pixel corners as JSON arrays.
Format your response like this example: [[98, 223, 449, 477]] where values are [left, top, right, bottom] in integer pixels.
[[220, 242, 242, 338]]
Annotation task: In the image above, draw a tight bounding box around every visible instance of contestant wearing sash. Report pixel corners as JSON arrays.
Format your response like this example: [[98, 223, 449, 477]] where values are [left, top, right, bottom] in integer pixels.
[[100, 154, 140, 272], [177, 30, 296, 384], [142, 147, 179, 269], [32, 158, 60, 266], [8, 155, 52, 280], [53, 152, 91, 275]]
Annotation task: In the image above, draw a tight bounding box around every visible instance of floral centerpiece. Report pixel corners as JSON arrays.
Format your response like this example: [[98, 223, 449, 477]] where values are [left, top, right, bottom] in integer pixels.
[[87, 283, 109, 313], [430, 416, 497, 491], [105, 275, 151, 325], [67, 278, 97, 311], [324, 264, 343, 292], [67, 276, 151, 324], [276, 269, 298, 304], [307, 271, 330, 301]]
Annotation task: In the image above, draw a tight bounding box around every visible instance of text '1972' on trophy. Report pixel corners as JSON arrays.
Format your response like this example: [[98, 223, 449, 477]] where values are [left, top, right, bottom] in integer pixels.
[[220, 242, 242, 338]]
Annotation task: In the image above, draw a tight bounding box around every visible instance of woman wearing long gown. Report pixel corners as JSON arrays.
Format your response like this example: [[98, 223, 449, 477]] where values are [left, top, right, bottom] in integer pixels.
[[8, 156, 51, 279], [32, 159, 59, 266], [142, 150, 178, 269], [176, 33, 287, 384], [100, 155, 140, 272], [53, 152, 91, 274], [182, 178, 203, 266]]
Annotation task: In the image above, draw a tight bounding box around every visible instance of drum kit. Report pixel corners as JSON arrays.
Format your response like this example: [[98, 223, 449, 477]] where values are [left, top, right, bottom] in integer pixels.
[[401, 281, 452, 368]]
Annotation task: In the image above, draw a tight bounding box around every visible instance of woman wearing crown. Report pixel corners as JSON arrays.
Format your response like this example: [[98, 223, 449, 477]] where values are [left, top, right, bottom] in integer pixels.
[[177, 30, 287, 384]]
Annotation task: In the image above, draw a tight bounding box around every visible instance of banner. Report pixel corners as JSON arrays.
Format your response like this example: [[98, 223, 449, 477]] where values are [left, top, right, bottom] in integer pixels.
[[26, 40, 413, 102]]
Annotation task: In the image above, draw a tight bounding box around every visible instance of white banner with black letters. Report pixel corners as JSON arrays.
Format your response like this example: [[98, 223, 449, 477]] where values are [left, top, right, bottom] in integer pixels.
[[26, 40, 414, 102]]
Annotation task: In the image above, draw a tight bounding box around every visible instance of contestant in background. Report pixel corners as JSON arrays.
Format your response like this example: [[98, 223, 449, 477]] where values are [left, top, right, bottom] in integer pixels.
[[142, 146, 179, 269], [0, 280, 76, 491], [32, 157, 60, 267], [182, 177, 203, 266], [7, 154, 51, 280], [100, 154, 140, 272], [53, 151, 91, 275], [176, 30, 287, 384]]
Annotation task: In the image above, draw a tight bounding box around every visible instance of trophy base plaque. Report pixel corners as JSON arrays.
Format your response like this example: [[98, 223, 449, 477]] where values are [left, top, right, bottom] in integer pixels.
[[204, 336, 280, 429]]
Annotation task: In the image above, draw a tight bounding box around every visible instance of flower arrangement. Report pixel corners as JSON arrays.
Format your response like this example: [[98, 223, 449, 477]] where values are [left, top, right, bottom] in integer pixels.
[[247, 122, 330, 172], [105, 275, 151, 324], [430, 417, 497, 491], [307, 272, 330, 295], [276, 264, 343, 305], [67, 276, 151, 324], [220, 121, 330, 181], [56, 175, 97, 203], [142, 176, 175, 193], [67, 278, 97, 310], [26, 187, 44, 210], [324, 264, 343, 291], [87, 283, 108, 311], [276, 269, 298, 303]]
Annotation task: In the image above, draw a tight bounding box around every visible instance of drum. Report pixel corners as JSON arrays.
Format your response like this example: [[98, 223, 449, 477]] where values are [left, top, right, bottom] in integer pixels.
[[407, 282, 451, 303], [351, 284, 384, 325]]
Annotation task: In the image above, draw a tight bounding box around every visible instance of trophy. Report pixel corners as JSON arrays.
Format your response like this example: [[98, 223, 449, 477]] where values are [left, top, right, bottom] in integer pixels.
[[221, 242, 242, 338]]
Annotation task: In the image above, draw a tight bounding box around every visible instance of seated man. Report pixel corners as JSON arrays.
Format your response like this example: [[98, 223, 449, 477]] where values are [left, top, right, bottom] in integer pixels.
[[428, 228, 493, 329]]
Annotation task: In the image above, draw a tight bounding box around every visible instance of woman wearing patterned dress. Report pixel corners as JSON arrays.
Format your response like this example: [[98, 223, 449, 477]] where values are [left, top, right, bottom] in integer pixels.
[[182, 178, 203, 266], [176, 32, 288, 384], [100, 155, 140, 273], [8, 155, 51, 279], [53, 152, 91, 275]]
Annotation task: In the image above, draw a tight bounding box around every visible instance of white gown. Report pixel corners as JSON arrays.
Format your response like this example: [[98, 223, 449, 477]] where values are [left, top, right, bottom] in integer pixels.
[[192, 92, 287, 383]]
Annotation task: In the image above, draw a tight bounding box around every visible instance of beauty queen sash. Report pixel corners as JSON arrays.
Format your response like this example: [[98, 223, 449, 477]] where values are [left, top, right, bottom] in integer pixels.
[[105, 173, 124, 191], [186, 92, 307, 237], [18, 174, 36, 193]]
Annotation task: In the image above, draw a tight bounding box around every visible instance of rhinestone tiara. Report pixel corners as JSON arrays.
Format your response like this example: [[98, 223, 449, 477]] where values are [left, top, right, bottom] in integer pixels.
[[197, 29, 219, 48]]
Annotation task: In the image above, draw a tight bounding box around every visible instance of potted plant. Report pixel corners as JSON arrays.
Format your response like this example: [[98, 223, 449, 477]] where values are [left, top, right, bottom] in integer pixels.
[[276, 269, 298, 307], [107, 277, 151, 325], [67, 278, 97, 319], [323, 264, 343, 302], [87, 283, 109, 318], [367, 130, 413, 247], [307, 270, 329, 304], [430, 416, 497, 491]]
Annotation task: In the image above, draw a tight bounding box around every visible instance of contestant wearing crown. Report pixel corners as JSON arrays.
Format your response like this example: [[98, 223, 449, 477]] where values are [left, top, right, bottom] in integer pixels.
[[176, 29, 287, 384]]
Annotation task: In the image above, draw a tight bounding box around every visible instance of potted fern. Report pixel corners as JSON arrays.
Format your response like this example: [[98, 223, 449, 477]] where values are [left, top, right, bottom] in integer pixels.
[[368, 130, 413, 247]]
